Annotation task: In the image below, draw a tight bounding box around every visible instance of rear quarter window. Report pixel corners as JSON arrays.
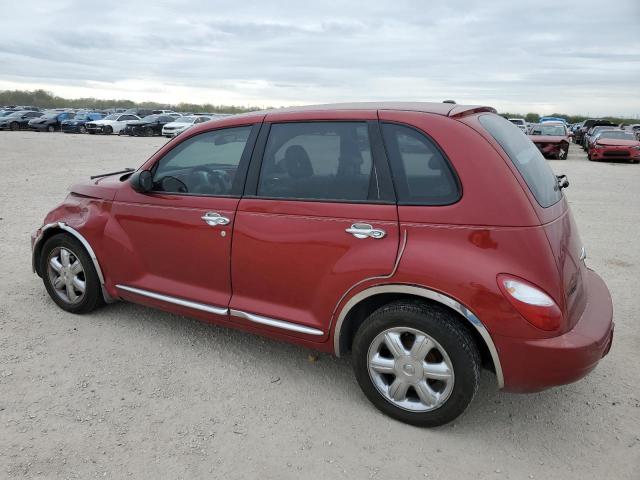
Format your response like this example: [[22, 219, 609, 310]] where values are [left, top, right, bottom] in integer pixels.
[[479, 114, 562, 208]]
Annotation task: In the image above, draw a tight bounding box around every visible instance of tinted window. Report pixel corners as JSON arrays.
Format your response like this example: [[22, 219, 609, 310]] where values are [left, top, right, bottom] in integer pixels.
[[152, 126, 251, 196], [381, 123, 460, 205], [479, 114, 562, 208], [257, 122, 373, 202]]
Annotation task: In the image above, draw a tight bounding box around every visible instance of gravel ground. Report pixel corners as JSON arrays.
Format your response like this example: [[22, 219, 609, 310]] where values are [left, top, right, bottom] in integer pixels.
[[0, 131, 639, 479]]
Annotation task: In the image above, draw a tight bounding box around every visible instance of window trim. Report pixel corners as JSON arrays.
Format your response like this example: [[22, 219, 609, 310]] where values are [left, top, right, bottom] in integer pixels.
[[243, 120, 396, 205], [379, 121, 463, 207], [145, 123, 261, 199]]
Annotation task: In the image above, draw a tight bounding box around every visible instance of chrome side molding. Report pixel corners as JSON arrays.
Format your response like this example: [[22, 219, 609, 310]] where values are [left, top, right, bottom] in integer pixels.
[[116, 285, 228, 316], [333, 284, 505, 389], [230, 309, 324, 336]]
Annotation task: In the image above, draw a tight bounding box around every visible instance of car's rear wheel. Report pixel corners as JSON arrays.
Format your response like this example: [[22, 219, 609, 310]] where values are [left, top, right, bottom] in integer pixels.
[[79, 125, 86, 134], [40, 234, 104, 314], [47, 125, 55, 132], [352, 301, 480, 427], [103, 125, 113, 135], [144, 126, 154, 137], [10, 121, 19, 131]]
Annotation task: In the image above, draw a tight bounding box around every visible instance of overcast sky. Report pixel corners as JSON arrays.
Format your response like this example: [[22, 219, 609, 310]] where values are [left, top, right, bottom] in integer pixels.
[[1, 1, 639, 116]]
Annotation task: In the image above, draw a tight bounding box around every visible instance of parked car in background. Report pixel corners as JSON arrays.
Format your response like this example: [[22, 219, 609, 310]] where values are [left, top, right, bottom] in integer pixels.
[[0, 110, 44, 130], [583, 125, 620, 151], [508, 118, 527, 132], [528, 122, 571, 159], [162, 115, 211, 137], [30, 102, 613, 428], [575, 119, 615, 145], [587, 130, 640, 163], [539, 116, 567, 124], [122, 115, 176, 136], [86, 113, 140, 134], [28, 111, 74, 132], [61, 112, 104, 133]]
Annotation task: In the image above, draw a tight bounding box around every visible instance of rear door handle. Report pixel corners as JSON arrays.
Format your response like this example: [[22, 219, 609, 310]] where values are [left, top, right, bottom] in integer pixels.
[[345, 223, 386, 239], [201, 212, 230, 226]]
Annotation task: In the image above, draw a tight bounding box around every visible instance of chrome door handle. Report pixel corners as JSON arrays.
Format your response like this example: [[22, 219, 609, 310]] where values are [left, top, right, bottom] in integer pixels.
[[345, 223, 386, 239], [201, 212, 230, 226]]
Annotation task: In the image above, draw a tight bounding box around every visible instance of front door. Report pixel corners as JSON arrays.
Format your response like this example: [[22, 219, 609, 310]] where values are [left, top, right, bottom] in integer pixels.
[[230, 118, 399, 340], [110, 124, 258, 316]]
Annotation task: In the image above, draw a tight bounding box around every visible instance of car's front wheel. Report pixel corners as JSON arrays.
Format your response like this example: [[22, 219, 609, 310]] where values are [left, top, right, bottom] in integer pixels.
[[103, 125, 113, 134], [40, 234, 104, 314], [47, 125, 55, 132], [352, 301, 480, 427], [10, 121, 19, 131]]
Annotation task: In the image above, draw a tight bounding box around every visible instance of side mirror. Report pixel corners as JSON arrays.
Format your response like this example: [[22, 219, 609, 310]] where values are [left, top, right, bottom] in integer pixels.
[[129, 170, 153, 193]]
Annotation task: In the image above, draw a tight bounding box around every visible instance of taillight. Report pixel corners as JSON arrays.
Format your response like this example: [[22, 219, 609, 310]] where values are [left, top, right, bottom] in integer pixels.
[[497, 274, 562, 331]]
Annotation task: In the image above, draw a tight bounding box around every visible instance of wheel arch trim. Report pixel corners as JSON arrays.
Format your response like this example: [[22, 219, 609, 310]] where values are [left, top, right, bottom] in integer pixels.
[[333, 284, 504, 388], [32, 222, 113, 302]]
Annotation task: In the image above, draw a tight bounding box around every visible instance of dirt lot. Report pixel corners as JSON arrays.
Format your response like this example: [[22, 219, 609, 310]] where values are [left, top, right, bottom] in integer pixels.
[[0, 131, 639, 479]]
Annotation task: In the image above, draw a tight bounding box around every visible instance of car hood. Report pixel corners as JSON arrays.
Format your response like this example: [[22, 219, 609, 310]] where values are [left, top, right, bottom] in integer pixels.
[[69, 174, 128, 201], [595, 138, 640, 147], [528, 135, 567, 144]]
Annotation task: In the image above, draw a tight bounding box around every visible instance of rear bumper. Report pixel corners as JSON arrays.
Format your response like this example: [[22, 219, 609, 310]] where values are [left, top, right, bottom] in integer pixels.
[[494, 268, 614, 393]]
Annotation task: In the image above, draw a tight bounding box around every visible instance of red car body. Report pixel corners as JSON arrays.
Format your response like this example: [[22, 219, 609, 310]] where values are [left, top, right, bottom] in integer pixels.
[[588, 137, 640, 163], [32, 103, 613, 402]]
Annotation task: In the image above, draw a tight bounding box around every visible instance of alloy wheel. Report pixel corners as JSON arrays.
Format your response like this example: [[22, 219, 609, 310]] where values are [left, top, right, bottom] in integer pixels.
[[46, 247, 86, 304], [367, 327, 454, 412]]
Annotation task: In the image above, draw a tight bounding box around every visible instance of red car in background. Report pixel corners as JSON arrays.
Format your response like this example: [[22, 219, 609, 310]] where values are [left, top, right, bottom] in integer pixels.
[[528, 122, 571, 159], [31, 103, 614, 427], [588, 130, 640, 163]]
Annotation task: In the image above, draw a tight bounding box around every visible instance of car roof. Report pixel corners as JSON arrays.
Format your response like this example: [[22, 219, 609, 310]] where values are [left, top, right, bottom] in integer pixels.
[[233, 102, 496, 118]]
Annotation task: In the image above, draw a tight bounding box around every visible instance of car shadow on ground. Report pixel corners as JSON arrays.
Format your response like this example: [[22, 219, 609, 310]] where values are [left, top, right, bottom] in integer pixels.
[[83, 299, 587, 434]]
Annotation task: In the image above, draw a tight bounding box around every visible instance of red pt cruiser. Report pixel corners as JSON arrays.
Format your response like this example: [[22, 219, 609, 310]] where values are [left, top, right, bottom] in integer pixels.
[[31, 103, 614, 427]]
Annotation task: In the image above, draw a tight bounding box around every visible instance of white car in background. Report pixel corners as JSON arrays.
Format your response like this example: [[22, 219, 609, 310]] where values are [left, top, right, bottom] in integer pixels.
[[86, 113, 141, 134], [508, 118, 527, 132], [162, 115, 211, 137]]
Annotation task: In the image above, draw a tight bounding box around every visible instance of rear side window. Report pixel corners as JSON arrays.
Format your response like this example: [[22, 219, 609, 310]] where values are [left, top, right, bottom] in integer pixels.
[[381, 123, 460, 205], [257, 122, 373, 202], [479, 114, 562, 208]]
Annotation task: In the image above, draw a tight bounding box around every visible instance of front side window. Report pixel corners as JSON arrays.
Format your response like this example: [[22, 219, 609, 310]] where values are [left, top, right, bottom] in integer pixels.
[[381, 123, 460, 205], [257, 122, 373, 202], [152, 126, 252, 196], [479, 114, 562, 208]]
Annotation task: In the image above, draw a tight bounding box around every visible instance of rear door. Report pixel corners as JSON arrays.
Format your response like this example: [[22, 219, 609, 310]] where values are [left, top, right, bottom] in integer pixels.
[[229, 114, 399, 340]]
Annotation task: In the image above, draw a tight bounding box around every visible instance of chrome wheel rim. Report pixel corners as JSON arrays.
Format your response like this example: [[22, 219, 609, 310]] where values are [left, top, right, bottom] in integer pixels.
[[367, 327, 454, 412], [47, 247, 86, 304]]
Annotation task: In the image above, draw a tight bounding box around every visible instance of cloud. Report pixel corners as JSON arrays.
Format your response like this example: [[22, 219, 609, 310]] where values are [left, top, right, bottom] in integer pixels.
[[0, 0, 639, 115]]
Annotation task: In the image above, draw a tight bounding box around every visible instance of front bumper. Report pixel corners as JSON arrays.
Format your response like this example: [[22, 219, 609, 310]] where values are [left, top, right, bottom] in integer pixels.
[[590, 147, 640, 162], [494, 269, 614, 393]]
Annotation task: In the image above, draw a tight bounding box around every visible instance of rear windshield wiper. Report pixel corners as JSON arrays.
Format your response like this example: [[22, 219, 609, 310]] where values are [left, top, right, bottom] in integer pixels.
[[556, 174, 569, 189], [90, 168, 135, 180]]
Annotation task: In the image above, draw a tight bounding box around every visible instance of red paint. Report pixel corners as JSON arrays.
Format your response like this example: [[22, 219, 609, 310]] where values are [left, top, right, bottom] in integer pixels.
[[33, 103, 614, 393], [588, 137, 640, 163]]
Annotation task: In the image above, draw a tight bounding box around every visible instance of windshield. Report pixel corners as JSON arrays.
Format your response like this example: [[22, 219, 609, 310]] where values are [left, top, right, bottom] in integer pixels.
[[479, 114, 562, 208], [73, 114, 89, 121], [174, 116, 196, 123], [598, 131, 635, 140], [533, 125, 566, 136], [104, 114, 119, 120], [141, 115, 160, 121], [509, 119, 525, 125]]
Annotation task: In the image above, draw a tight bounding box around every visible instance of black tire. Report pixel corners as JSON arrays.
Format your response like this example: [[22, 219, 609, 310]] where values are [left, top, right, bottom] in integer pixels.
[[79, 125, 87, 134], [144, 126, 154, 137], [352, 301, 480, 427], [88, 130, 95, 134], [103, 125, 113, 135], [47, 125, 55, 132], [39, 233, 104, 314], [10, 121, 19, 131]]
